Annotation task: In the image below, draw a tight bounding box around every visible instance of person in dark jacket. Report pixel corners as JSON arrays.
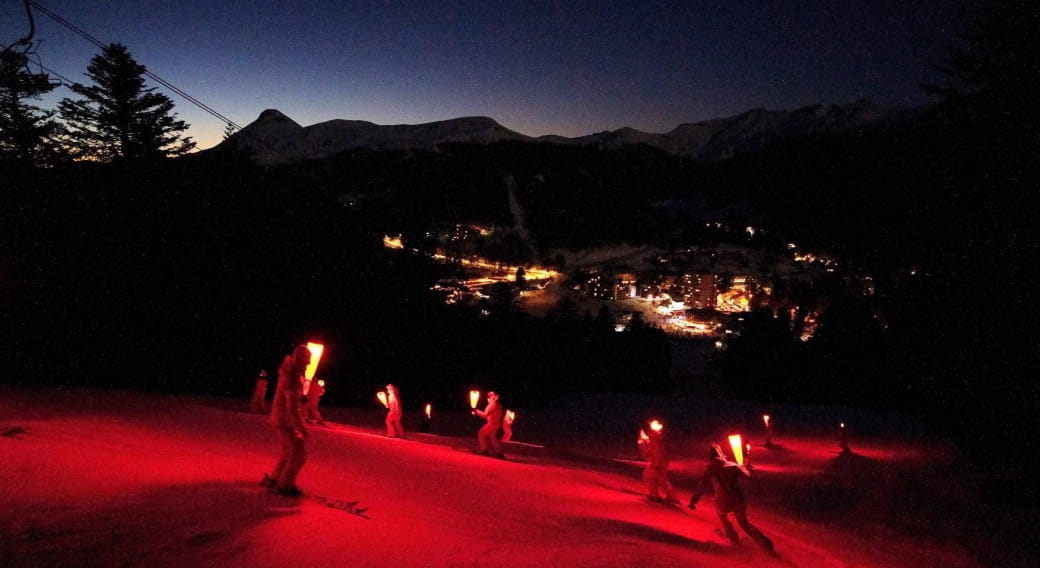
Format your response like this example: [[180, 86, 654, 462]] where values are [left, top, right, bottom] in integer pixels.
[[261, 345, 311, 496], [688, 443, 774, 552], [304, 378, 326, 425], [250, 369, 269, 413]]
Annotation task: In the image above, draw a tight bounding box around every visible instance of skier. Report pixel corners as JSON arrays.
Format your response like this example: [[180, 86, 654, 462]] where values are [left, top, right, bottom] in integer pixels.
[[502, 409, 515, 442], [688, 443, 774, 552], [261, 344, 311, 496], [250, 369, 269, 413], [304, 378, 326, 425], [385, 383, 404, 437], [642, 419, 678, 504], [472, 390, 505, 458]]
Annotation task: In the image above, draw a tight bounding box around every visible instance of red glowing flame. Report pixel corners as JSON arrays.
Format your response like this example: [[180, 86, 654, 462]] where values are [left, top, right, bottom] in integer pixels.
[[469, 390, 480, 409], [376, 391, 388, 408]]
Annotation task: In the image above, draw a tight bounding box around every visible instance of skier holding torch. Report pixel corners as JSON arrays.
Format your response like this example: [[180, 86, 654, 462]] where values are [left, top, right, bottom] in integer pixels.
[[688, 442, 774, 552], [472, 390, 505, 458], [385, 384, 404, 438], [642, 419, 678, 504], [262, 344, 312, 497]]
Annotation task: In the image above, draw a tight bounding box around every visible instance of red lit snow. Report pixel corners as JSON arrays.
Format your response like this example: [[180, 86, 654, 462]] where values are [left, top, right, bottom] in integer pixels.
[[0, 386, 1026, 568]]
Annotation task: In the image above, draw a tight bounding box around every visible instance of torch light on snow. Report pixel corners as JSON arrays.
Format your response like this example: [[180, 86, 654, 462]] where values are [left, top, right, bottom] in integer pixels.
[[376, 391, 388, 408], [302, 342, 324, 395], [763, 414, 774, 447], [425, 403, 432, 420], [469, 390, 480, 409], [728, 434, 745, 466]]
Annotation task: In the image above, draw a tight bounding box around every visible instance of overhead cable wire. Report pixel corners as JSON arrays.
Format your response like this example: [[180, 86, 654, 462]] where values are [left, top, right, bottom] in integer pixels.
[[29, 1, 241, 131], [4, 0, 36, 51]]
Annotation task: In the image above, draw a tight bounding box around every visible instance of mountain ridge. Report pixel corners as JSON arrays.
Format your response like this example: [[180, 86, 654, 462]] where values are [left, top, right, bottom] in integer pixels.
[[219, 100, 914, 165]]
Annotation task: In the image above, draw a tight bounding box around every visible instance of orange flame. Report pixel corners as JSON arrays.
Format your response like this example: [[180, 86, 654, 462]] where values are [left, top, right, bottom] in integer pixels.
[[649, 419, 663, 433], [469, 390, 480, 409], [763, 414, 770, 427], [376, 391, 388, 408], [304, 343, 324, 381], [425, 403, 432, 419], [505, 410, 515, 424], [728, 434, 744, 466]]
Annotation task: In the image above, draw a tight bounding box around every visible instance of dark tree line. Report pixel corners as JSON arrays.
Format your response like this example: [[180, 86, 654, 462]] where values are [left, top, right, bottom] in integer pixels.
[[1, 42, 193, 164]]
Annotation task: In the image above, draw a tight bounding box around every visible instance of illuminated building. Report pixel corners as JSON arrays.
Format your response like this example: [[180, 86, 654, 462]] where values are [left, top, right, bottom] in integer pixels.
[[681, 273, 717, 310]]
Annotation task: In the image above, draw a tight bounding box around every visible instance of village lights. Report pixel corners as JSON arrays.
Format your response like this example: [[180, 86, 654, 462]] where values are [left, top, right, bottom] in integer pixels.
[[469, 390, 480, 409]]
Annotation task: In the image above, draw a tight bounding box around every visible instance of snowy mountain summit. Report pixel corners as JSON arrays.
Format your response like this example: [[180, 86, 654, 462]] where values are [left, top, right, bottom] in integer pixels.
[[221, 101, 908, 166], [222, 110, 530, 165]]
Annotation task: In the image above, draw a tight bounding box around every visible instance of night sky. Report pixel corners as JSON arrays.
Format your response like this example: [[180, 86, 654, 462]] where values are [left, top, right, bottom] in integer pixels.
[[2, 1, 966, 149]]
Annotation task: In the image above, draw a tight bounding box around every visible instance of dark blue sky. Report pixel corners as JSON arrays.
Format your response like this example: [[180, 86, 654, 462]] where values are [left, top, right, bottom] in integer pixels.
[[2, 1, 967, 149]]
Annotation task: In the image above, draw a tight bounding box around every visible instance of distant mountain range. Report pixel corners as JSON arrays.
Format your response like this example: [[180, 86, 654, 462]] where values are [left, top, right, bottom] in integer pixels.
[[219, 100, 916, 166]]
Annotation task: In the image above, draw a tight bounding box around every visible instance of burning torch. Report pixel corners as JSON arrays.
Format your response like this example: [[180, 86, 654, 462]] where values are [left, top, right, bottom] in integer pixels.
[[302, 342, 324, 396], [420, 403, 432, 433], [376, 390, 389, 408], [469, 390, 480, 410], [728, 433, 753, 475], [763, 414, 775, 448]]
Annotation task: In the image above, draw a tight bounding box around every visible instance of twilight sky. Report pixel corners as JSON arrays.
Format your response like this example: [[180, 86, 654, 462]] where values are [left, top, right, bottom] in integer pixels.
[[2, 0, 967, 150]]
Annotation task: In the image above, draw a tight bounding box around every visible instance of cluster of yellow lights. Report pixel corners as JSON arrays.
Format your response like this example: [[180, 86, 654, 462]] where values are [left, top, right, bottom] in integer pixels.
[[383, 235, 559, 282]]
